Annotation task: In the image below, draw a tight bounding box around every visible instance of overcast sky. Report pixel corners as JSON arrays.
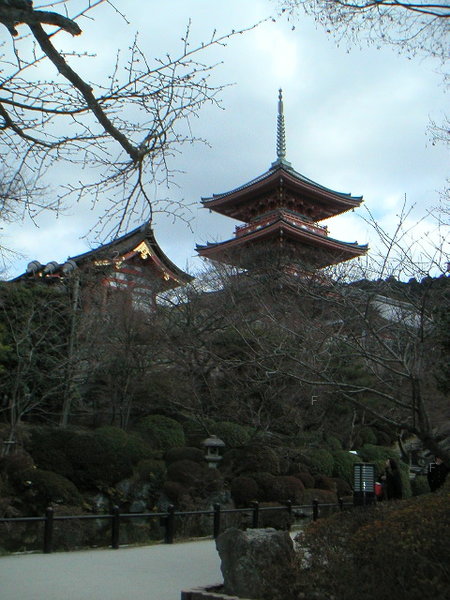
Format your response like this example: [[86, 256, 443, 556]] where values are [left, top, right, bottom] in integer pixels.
[[3, 0, 448, 279]]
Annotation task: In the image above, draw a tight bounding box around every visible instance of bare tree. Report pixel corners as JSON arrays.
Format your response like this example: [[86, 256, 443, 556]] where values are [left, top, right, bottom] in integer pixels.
[[277, 1, 450, 61], [0, 1, 258, 235], [220, 212, 450, 463], [0, 282, 71, 454]]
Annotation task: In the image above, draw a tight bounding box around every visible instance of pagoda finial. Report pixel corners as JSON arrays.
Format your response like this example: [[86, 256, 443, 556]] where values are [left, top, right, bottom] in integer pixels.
[[277, 88, 286, 160], [271, 88, 292, 170]]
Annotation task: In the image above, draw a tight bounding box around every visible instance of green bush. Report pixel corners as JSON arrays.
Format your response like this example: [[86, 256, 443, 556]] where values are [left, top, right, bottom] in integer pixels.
[[0, 452, 35, 484], [314, 475, 337, 492], [26, 427, 76, 479], [295, 471, 315, 489], [166, 459, 204, 488], [94, 426, 152, 464], [278, 489, 450, 600], [411, 475, 430, 496], [332, 451, 360, 485], [182, 420, 208, 446], [237, 445, 280, 475], [355, 426, 377, 446], [135, 459, 166, 483], [136, 415, 185, 452], [208, 421, 253, 448], [330, 477, 352, 497], [230, 476, 259, 507], [163, 480, 189, 504], [269, 476, 304, 503], [325, 436, 343, 452], [249, 472, 277, 501], [301, 449, 334, 477], [164, 446, 204, 465], [350, 493, 449, 600], [21, 468, 82, 510]]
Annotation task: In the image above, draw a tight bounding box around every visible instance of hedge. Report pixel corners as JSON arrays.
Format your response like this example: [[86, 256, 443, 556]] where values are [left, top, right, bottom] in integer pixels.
[[136, 415, 185, 452]]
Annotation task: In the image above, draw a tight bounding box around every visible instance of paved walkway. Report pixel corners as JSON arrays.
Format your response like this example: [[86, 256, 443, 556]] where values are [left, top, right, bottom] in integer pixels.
[[0, 539, 222, 600]]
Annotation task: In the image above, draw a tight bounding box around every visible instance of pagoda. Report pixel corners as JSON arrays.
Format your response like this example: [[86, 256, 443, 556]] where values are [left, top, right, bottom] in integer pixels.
[[196, 91, 368, 273]]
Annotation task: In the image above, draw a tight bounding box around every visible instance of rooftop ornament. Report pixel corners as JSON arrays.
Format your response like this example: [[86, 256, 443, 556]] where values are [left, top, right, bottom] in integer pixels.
[[270, 88, 292, 171], [202, 435, 225, 469]]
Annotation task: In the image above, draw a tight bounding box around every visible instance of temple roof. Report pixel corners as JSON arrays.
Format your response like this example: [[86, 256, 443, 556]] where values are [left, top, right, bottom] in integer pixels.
[[201, 164, 363, 222], [197, 213, 368, 269], [12, 221, 193, 288], [201, 89, 363, 222]]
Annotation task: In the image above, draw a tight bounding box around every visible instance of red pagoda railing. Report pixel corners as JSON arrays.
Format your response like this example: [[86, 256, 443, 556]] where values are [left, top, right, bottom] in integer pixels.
[[235, 210, 328, 238]]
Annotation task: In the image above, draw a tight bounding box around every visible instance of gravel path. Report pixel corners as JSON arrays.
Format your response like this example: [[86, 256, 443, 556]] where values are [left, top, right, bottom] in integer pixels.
[[0, 539, 222, 600]]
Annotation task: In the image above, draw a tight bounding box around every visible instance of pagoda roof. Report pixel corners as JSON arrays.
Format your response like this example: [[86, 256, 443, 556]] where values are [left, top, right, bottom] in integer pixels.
[[197, 214, 367, 269], [12, 221, 193, 288], [201, 163, 363, 222]]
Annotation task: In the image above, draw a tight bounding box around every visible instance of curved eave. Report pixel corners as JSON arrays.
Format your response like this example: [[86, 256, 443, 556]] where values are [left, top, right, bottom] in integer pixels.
[[197, 219, 367, 259], [11, 222, 193, 285], [201, 165, 363, 220]]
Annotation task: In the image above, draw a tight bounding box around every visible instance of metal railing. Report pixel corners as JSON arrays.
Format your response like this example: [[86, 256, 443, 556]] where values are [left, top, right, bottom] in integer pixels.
[[0, 498, 351, 554]]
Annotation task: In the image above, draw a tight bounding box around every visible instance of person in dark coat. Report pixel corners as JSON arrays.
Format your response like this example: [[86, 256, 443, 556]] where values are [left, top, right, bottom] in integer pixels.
[[384, 458, 403, 500], [427, 456, 449, 492]]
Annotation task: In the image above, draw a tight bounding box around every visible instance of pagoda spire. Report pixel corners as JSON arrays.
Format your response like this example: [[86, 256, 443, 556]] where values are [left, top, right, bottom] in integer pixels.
[[271, 88, 292, 170]]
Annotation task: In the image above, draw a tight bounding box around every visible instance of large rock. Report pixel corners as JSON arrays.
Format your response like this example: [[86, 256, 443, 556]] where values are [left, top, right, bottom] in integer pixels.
[[216, 527, 294, 599]]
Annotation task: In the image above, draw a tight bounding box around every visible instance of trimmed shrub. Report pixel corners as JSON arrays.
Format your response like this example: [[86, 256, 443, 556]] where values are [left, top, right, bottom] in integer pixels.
[[136, 415, 185, 452], [164, 447, 204, 465], [0, 452, 35, 484], [349, 493, 450, 600], [195, 468, 224, 499], [209, 421, 253, 448], [250, 472, 277, 501], [135, 459, 166, 484], [229, 445, 280, 475], [269, 476, 304, 503], [295, 471, 315, 489], [301, 449, 334, 477], [64, 433, 133, 489], [94, 426, 152, 464], [330, 477, 352, 497], [325, 436, 343, 452], [315, 475, 337, 492], [332, 451, 360, 485], [166, 459, 204, 488], [21, 468, 82, 509], [355, 426, 377, 446], [162, 480, 189, 504], [279, 488, 450, 600], [182, 420, 208, 446], [230, 476, 259, 507], [26, 427, 76, 479]]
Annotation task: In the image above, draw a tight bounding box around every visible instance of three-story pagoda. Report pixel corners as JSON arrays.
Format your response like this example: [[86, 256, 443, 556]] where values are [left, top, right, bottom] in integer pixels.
[[196, 91, 368, 273]]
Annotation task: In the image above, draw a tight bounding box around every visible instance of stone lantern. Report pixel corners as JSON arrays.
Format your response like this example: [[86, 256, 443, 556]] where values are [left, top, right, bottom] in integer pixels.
[[202, 435, 225, 468]]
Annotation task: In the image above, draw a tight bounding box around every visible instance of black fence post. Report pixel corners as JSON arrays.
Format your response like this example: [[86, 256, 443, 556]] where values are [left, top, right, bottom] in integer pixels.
[[251, 501, 259, 528], [165, 504, 175, 544], [43, 506, 54, 554], [339, 497, 344, 512], [312, 499, 319, 521], [213, 503, 221, 539], [111, 505, 120, 549], [285, 500, 292, 530]]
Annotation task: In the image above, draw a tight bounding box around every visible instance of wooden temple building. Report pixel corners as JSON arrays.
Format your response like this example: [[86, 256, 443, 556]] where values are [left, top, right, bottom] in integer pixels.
[[12, 222, 192, 306], [196, 90, 368, 274]]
